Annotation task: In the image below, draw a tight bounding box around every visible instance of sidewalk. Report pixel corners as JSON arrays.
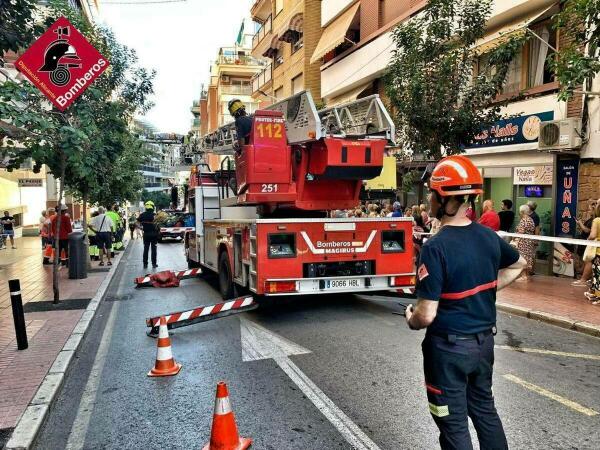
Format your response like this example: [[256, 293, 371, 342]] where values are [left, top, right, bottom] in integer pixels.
[[0, 237, 124, 435], [497, 275, 600, 337]]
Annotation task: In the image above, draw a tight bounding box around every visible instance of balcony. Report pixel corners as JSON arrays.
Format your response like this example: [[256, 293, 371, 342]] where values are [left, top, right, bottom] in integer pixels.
[[252, 15, 272, 50], [252, 63, 272, 94], [217, 54, 264, 67], [190, 100, 201, 114], [251, 0, 271, 22], [221, 84, 253, 96], [192, 118, 201, 128]]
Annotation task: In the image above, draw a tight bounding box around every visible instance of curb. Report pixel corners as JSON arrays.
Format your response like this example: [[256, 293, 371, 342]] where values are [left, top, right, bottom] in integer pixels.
[[497, 302, 600, 339], [5, 242, 131, 450]]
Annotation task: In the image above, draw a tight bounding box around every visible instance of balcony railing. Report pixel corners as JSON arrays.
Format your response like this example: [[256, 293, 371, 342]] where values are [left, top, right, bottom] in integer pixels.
[[252, 63, 272, 93], [252, 15, 272, 49], [217, 54, 263, 66], [221, 84, 253, 96]]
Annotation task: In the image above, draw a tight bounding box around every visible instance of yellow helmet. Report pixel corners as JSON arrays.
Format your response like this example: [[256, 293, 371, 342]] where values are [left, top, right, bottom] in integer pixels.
[[228, 99, 245, 116], [144, 200, 155, 209]]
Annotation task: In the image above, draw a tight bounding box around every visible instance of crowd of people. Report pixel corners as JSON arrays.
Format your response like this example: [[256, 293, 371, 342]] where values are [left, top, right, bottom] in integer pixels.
[[330, 195, 600, 304]]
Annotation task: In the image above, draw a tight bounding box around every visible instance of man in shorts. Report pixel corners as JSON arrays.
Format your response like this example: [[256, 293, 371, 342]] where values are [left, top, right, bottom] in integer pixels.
[[89, 206, 114, 266], [1, 211, 16, 249]]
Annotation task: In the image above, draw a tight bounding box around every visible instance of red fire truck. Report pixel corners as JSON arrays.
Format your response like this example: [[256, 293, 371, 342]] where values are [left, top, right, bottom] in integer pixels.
[[184, 92, 415, 299]]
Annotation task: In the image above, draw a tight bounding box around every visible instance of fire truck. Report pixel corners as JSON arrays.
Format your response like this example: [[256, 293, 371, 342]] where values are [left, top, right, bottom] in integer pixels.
[[184, 92, 415, 300]]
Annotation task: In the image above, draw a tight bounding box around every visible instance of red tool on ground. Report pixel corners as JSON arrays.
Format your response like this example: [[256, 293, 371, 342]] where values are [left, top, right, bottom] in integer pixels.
[[148, 316, 182, 377], [203, 382, 252, 450], [134, 268, 202, 288], [146, 296, 257, 337]]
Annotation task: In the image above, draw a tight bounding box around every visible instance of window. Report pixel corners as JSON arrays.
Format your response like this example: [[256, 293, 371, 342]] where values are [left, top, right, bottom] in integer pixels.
[[291, 73, 304, 95], [275, 87, 284, 100], [476, 20, 557, 96], [292, 32, 304, 53], [275, 0, 283, 16]]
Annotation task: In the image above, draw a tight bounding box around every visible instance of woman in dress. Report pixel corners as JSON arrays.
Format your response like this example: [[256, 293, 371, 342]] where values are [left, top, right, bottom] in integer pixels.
[[585, 203, 600, 304], [515, 204, 536, 282]]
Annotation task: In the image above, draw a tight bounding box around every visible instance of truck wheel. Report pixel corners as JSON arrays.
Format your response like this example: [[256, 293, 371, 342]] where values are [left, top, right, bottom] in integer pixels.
[[218, 252, 234, 299]]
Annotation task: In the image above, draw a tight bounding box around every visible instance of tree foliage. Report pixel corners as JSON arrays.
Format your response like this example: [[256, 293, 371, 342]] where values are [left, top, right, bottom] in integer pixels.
[[385, 0, 525, 160], [140, 190, 171, 210], [551, 0, 600, 101], [0, 0, 45, 59]]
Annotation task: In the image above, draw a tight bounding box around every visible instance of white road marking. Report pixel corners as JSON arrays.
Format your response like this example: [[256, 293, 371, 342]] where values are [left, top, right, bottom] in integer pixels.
[[240, 318, 381, 450], [65, 270, 125, 449], [503, 374, 599, 417], [495, 345, 600, 361]]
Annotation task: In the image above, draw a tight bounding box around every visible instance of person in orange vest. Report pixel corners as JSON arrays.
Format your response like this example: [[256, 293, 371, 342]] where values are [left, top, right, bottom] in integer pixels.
[[50, 205, 73, 265]]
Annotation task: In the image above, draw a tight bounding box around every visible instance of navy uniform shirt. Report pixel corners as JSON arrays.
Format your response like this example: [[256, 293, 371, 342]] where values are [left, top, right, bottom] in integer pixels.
[[235, 115, 253, 143], [415, 222, 520, 335], [137, 211, 158, 238]]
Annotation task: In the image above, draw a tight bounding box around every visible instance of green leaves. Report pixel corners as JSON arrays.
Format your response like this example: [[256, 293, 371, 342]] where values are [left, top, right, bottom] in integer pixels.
[[385, 0, 523, 160]]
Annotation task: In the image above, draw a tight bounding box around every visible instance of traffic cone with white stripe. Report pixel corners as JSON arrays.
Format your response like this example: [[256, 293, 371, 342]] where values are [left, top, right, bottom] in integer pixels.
[[43, 244, 54, 265], [148, 316, 182, 377], [202, 382, 252, 450], [60, 248, 68, 266]]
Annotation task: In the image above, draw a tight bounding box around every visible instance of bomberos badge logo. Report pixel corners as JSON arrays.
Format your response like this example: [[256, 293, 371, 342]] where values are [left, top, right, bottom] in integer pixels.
[[15, 17, 109, 111]]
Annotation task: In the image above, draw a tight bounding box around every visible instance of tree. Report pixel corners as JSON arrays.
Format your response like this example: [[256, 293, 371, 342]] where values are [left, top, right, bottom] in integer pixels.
[[0, 0, 155, 301], [551, 0, 600, 101], [141, 190, 171, 210], [0, 0, 44, 60], [385, 0, 525, 161]]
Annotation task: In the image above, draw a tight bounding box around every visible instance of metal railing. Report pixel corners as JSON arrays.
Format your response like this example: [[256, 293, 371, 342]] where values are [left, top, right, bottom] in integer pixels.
[[217, 54, 263, 66], [221, 84, 253, 96], [252, 63, 272, 93], [252, 15, 272, 49]]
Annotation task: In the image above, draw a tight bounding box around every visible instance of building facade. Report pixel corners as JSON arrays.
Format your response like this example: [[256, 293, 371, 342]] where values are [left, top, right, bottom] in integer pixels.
[[250, 0, 323, 105]]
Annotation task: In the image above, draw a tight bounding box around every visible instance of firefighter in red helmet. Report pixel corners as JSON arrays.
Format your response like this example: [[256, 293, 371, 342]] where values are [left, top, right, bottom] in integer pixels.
[[405, 155, 525, 450]]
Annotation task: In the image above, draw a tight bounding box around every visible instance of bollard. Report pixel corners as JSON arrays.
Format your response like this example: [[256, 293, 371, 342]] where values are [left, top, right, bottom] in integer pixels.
[[9, 279, 28, 350]]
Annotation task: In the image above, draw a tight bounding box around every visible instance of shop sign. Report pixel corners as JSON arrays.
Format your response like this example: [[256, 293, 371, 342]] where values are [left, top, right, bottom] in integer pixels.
[[513, 165, 553, 185], [18, 178, 43, 187], [554, 158, 579, 238], [466, 111, 554, 148]]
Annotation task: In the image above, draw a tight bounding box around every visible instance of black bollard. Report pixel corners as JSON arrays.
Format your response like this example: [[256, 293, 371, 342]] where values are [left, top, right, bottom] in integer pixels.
[[9, 279, 28, 350]]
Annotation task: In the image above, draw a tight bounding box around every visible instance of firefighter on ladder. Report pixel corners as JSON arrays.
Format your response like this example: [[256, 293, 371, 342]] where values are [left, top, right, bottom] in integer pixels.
[[404, 155, 526, 450], [228, 99, 252, 151]]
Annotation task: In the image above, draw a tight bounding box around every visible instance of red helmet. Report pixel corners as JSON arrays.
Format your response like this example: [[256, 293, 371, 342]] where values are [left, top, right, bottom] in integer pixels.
[[429, 155, 483, 197]]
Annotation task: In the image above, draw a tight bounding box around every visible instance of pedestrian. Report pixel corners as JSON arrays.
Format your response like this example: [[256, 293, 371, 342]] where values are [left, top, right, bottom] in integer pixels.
[[88, 206, 114, 266], [88, 211, 99, 261], [514, 204, 536, 282], [584, 202, 600, 304], [43, 208, 55, 251], [478, 199, 500, 231], [0, 218, 4, 250], [128, 212, 138, 239], [1, 211, 16, 249], [137, 201, 159, 269], [527, 200, 541, 235], [498, 199, 515, 233], [420, 203, 430, 227], [573, 198, 597, 286], [39, 210, 48, 248], [50, 205, 73, 264], [405, 155, 525, 450], [107, 205, 123, 251], [391, 201, 403, 218]]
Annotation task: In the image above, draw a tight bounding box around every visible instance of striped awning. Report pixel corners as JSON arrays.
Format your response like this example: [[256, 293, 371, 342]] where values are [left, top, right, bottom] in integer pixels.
[[310, 2, 360, 64]]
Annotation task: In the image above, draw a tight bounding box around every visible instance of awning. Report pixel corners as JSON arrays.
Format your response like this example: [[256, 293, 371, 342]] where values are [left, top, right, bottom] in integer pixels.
[[262, 35, 280, 58], [475, 4, 556, 54], [280, 13, 303, 43], [310, 2, 360, 64], [327, 82, 372, 107]]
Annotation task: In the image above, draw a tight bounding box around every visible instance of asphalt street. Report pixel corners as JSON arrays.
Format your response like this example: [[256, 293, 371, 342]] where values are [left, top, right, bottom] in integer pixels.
[[34, 239, 600, 449]]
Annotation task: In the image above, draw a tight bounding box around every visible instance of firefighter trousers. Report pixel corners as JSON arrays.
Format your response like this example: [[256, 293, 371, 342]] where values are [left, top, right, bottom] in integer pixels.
[[422, 332, 508, 450], [143, 236, 158, 266]]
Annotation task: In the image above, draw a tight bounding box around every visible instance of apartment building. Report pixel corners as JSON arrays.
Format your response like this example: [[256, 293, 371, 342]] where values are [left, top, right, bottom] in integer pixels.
[[316, 0, 600, 262], [250, 0, 323, 105], [198, 20, 264, 170]]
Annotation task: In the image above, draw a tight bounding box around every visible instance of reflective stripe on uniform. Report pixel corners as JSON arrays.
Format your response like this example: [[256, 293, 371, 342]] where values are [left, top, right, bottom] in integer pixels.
[[429, 403, 449, 417], [440, 280, 498, 300]]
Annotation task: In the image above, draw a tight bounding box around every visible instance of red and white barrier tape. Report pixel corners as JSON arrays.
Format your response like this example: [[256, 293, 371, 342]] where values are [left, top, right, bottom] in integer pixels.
[[160, 227, 195, 233]]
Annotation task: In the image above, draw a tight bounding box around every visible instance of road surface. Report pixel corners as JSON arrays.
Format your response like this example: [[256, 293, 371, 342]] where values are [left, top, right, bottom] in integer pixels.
[[35, 240, 600, 449]]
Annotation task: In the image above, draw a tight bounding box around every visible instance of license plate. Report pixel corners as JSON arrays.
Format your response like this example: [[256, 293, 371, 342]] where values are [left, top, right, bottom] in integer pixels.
[[325, 278, 363, 290]]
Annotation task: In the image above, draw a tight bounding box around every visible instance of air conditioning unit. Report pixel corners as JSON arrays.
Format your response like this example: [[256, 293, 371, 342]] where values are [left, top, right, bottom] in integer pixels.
[[221, 75, 230, 83], [537, 118, 582, 151]]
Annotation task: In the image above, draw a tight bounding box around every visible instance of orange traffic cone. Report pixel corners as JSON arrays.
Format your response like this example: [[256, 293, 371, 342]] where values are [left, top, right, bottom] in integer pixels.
[[202, 382, 252, 450], [43, 244, 54, 265], [148, 316, 182, 377]]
